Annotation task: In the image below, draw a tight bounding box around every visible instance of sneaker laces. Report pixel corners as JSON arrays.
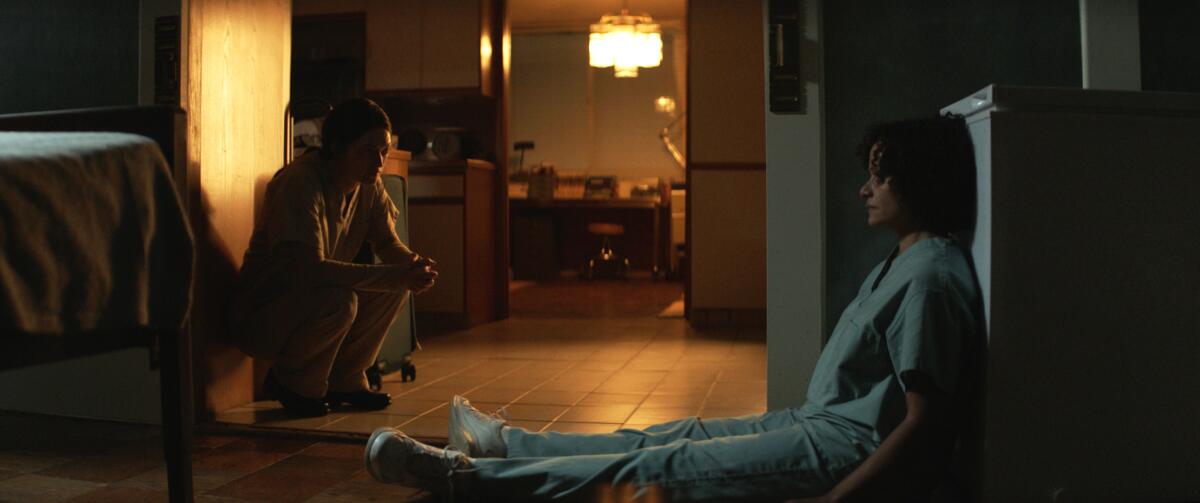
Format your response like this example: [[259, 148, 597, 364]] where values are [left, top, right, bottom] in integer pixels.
[[450, 396, 510, 459], [409, 442, 470, 478], [404, 444, 475, 500], [481, 405, 510, 457]]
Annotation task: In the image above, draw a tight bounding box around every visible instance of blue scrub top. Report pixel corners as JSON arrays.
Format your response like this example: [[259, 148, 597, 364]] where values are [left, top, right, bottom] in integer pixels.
[[799, 236, 980, 459]]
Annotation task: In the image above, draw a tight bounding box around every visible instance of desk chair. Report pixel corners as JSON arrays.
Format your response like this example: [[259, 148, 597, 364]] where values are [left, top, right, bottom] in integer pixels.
[[584, 222, 631, 280]]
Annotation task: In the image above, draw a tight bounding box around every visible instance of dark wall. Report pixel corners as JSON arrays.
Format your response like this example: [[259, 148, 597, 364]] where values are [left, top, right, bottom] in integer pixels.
[[0, 0, 139, 114], [291, 13, 366, 110], [1140, 0, 1200, 93], [823, 0, 1081, 327]]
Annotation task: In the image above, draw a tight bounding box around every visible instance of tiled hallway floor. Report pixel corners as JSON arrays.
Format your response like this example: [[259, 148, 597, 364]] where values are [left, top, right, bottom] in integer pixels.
[[0, 336, 761, 503], [0, 280, 765, 502], [215, 317, 767, 440], [0, 411, 422, 502]]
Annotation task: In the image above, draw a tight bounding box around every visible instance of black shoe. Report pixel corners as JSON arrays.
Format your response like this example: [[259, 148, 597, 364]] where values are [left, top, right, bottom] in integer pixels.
[[326, 389, 391, 410], [264, 370, 329, 418]]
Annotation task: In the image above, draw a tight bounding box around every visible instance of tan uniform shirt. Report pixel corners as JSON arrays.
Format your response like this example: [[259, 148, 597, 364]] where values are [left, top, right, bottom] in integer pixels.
[[236, 152, 413, 310]]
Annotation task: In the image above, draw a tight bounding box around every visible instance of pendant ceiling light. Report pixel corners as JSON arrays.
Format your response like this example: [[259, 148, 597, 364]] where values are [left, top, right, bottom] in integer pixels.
[[589, 2, 663, 78]]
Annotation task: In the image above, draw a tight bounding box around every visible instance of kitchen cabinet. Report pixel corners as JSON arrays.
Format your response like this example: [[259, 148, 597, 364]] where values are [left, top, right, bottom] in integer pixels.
[[407, 159, 498, 328], [364, 0, 494, 94], [363, 0, 420, 90]]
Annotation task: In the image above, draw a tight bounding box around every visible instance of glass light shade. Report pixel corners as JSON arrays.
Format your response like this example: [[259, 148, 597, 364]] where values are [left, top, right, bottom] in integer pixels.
[[589, 32, 614, 67], [589, 12, 663, 78]]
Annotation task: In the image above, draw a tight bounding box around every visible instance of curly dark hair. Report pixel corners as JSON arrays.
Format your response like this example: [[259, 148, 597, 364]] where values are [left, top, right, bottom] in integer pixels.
[[856, 114, 977, 236], [320, 98, 391, 160]]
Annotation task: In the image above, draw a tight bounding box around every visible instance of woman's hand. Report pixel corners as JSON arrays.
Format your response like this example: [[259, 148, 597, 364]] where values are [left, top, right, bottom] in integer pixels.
[[403, 255, 438, 293]]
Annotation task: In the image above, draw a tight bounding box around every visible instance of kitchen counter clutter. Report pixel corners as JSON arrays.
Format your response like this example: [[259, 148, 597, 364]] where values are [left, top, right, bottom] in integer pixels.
[[507, 173, 667, 202], [407, 159, 498, 328]]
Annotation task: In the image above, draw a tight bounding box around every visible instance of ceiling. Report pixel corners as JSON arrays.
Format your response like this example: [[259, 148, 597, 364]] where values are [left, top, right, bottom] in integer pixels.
[[509, 0, 686, 32]]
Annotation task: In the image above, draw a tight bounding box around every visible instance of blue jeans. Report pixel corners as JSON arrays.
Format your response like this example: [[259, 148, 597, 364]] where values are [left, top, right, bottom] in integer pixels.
[[469, 408, 862, 502]]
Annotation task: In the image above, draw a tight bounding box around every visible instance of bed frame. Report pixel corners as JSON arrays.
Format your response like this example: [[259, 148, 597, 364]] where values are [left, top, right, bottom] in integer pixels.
[[0, 105, 194, 503]]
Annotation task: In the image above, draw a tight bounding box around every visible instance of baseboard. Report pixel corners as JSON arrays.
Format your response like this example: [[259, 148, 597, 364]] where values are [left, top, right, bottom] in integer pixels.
[[688, 308, 766, 329]]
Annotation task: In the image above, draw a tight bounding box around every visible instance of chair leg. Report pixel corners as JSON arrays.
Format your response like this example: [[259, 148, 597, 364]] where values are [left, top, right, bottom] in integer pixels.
[[159, 331, 194, 503]]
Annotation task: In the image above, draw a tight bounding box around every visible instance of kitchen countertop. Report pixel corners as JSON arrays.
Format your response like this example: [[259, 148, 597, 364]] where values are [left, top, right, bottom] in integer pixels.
[[408, 158, 495, 175], [383, 148, 411, 177], [509, 197, 664, 209]]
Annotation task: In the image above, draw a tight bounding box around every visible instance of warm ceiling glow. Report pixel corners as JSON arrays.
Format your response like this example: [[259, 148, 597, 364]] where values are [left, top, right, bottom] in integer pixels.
[[589, 10, 662, 78]]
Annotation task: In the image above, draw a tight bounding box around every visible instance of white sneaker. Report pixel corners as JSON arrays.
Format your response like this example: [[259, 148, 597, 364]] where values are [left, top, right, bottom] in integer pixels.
[[448, 395, 509, 458], [364, 427, 474, 494]]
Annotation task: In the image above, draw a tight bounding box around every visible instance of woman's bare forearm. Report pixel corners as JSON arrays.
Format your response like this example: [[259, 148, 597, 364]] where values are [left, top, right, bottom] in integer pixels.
[[826, 377, 953, 502], [374, 241, 416, 265], [826, 414, 929, 501], [276, 243, 408, 292]]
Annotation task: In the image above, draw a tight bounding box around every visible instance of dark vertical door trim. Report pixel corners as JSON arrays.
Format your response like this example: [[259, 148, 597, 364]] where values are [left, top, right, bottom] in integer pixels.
[[684, 1, 693, 322]]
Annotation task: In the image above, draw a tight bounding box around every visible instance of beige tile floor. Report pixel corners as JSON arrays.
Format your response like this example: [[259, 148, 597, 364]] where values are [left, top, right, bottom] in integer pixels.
[[215, 317, 766, 439]]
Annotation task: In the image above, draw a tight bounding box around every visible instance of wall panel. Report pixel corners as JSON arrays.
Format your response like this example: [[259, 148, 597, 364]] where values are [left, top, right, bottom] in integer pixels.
[[687, 0, 765, 315], [186, 0, 291, 415]]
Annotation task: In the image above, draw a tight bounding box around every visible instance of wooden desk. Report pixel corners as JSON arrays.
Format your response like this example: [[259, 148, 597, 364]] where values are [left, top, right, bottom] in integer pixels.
[[510, 197, 670, 280]]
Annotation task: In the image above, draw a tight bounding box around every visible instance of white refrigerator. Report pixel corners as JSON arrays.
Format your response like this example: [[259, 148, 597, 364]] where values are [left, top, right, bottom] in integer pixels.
[[943, 85, 1200, 503]]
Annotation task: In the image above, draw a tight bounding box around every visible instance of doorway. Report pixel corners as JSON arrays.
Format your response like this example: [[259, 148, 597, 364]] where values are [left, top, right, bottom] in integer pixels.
[[210, 0, 765, 442], [504, 10, 687, 317]]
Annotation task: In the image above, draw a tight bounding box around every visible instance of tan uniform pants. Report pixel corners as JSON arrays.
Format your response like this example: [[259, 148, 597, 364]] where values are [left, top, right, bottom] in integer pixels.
[[233, 286, 409, 398]]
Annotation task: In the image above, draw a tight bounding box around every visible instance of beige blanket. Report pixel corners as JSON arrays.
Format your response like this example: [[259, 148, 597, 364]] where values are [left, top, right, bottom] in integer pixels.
[[0, 132, 193, 334]]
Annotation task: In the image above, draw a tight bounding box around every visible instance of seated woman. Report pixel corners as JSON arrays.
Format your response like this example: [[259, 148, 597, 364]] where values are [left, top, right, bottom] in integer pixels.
[[362, 115, 982, 502]]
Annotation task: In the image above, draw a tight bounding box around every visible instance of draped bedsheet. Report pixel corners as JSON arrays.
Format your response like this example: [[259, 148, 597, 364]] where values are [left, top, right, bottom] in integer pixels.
[[0, 131, 193, 335]]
